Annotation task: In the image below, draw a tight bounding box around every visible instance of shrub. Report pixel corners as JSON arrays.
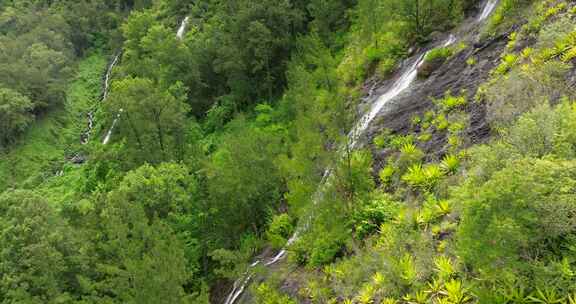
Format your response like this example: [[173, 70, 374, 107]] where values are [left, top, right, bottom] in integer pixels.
[[402, 163, 444, 191], [440, 154, 460, 175], [484, 60, 572, 128], [266, 213, 295, 249], [433, 114, 450, 131], [253, 283, 296, 304], [352, 193, 399, 239], [309, 235, 345, 267], [374, 135, 387, 148], [424, 47, 453, 63], [456, 158, 576, 278], [379, 164, 396, 185], [493, 53, 519, 76], [435, 93, 467, 112], [434, 256, 457, 281], [417, 132, 432, 142], [377, 58, 398, 78], [0, 87, 34, 148], [398, 143, 425, 168], [390, 134, 415, 149]]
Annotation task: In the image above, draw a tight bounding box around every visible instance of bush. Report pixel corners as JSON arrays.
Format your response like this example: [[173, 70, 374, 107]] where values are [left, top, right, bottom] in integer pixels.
[[377, 58, 398, 78], [266, 213, 295, 249], [352, 193, 399, 239], [402, 163, 444, 192], [424, 47, 453, 63], [435, 93, 467, 112], [309, 234, 346, 267], [484, 60, 572, 128], [397, 143, 424, 168], [456, 158, 576, 278], [253, 283, 296, 304]]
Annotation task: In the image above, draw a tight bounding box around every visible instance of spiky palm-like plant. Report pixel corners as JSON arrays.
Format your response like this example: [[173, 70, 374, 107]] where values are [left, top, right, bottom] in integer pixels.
[[434, 256, 456, 281], [527, 288, 565, 304], [440, 280, 473, 304]]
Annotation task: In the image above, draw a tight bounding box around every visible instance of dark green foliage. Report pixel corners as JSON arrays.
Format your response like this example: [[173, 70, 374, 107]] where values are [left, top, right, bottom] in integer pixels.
[[105, 77, 190, 163], [0, 87, 34, 148]]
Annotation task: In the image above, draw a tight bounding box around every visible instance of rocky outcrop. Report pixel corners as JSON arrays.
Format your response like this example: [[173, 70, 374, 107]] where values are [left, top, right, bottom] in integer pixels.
[[361, 33, 508, 170]]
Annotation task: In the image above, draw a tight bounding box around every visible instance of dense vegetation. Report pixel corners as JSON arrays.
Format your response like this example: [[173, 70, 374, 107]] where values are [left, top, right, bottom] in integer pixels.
[[1, 0, 576, 303]]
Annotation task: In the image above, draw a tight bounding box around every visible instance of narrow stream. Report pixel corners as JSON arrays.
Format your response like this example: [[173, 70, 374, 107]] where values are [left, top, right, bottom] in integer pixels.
[[102, 17, 189, 145], [222, 1, 498, 303], [81, 53, 120, 145]]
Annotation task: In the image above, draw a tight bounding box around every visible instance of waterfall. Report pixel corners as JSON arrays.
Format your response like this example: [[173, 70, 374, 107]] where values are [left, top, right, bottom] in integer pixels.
[[102, 17, 189, 145], [81, 53, 121, 145], [478, 0, 498, 21], [221, 1, 499, 303], [177, 17, 190, 40]]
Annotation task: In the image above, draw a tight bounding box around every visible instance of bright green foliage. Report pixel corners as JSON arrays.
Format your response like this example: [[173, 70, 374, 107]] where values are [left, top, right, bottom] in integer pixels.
[[457, 158, 576, 277], [206, 118, 285, 244], [434, 256, 457, 281], [485, 0, 530, 35], [352, 192, 399, 239], [90, 187, 192, 303], [425, 47, 453, 63], [3, 0, 575, 302], [441, 154, 461, 174], [379, 164, 396, 185], [253, 283, 296, 304], [402, 163, 445, 191], [398, 143, 425, 168], [435, 93, 467, 112], [267, 213, 295, 249], [309, 234, 346, 267]]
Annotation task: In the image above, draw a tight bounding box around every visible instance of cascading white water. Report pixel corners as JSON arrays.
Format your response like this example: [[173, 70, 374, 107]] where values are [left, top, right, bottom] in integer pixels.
[[478, 0, 498, 21], [102, 109, 122, 145], [177, 17, 190, 39], [81, 53, 121, 145], [221, 1, 499, 303], [102, 17, 189, 145], [222, 34, 455, 304]]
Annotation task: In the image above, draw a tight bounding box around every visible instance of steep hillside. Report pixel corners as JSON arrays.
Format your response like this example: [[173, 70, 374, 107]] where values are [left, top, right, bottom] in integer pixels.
[[0, 0, 576, 303], [225, 0, 576, 303]]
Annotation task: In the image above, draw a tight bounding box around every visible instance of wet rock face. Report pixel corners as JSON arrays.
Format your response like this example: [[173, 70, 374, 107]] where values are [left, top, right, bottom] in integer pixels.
[[360, 33, 508, 169]]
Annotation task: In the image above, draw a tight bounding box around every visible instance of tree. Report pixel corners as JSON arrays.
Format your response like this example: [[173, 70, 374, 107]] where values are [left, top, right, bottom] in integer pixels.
[[393, 0, 462, 42], [0, 87, 34, 148], [105, 77, 190, 163], [456, 159, 576, 278], [106, 162, 206, 279], [90, 190, 192, 303], [0, 190, 79, 303], [206, 116, 285, 246]]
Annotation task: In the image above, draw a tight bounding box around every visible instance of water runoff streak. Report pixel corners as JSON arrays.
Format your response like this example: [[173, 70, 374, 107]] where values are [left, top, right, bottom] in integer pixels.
[[102, 17, 189, 145], [81, 53, 120, 145], [222, 1, 498, 303]]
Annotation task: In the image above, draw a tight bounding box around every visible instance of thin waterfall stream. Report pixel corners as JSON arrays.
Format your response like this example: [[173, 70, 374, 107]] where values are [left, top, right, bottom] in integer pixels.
[[102, 17, 189, 145], [81, 53, 120, 145], [222, 1, 498, 303]]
